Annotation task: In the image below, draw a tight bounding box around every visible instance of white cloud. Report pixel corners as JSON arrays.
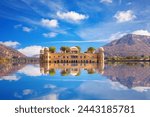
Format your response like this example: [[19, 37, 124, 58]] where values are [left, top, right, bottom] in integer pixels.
[[18, 64, 42, 76], [57, 11, 88, 22], [22, 26, 32, 32], [43, 32, 57, 38], [109, 32, 127, 40], [18, 45, 42, 57], [132, 30, 150, 36], [14, 24, 32, 32], [41, 18, 58, 28], [100, 0, 112, 4], [0, 41, 20, 48], [114, 10, 136, 23]]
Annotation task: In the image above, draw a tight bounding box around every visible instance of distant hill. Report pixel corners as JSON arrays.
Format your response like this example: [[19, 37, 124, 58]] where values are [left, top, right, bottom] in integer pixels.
[[0, 44, 26, 58], [103, 34, 150, 57]]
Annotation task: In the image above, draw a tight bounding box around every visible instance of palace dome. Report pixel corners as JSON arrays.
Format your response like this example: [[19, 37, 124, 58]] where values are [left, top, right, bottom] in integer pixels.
[[70, 46, 79, 53], [40, 49, 44, 54], [99, 47, 104, 52], [70, 46, 78, 50]]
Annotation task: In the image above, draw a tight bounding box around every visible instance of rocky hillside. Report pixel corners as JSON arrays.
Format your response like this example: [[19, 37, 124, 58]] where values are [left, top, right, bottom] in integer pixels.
[[103, 34, 150, 57], [0, 44, 26, 58]]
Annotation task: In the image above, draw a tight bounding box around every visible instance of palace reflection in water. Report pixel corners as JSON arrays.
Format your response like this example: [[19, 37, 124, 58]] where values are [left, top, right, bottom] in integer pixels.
[[40, 62, 105, 76], [0, 62, 150, 100]]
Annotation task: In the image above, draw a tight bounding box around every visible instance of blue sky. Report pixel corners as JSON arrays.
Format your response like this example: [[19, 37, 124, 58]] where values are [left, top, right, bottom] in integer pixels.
[[0, 0, 150, 56]]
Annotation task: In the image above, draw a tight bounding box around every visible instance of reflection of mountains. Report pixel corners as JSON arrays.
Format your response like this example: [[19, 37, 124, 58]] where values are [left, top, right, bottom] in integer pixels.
[[104, 62, 150, 88], [0, 63, 26, 77], [0, 58, 40, 78]]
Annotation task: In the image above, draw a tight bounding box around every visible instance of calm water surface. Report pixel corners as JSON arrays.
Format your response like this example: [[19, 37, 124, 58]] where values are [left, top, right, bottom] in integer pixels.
[[0, 62, 150, 100]]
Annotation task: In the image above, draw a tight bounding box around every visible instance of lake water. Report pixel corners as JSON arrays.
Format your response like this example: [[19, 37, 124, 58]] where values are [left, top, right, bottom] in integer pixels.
[[0, 62, 150, 100]]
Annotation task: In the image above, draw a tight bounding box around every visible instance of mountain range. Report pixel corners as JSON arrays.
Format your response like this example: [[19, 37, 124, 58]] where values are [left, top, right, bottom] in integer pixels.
[[0, 44, 25, 58], [103, 34, 150, 57]]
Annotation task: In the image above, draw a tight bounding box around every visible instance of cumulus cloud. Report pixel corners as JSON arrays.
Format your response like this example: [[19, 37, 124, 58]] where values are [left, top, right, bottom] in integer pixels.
[[132, 30, 150, 36], [41, 18, 58, 28], [100, 0, 112, 4], [22, 26, 32, 32], [57, 11, 88, 22], [114, 10, 136, 23], [14, 24, 32, 32], [18, 45, 42, 57], [43, 32, 57, 38], [18, 64, 42, 76], [0, 41, 20, 48]]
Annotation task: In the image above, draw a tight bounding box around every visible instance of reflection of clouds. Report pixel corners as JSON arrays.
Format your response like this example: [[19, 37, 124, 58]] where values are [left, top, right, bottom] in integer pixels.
[[108, 80, 128, 90], [79, 80, 128, 95], [18, 64, 41, 76], [44, 84, 56, 89], [39, 94, 58, 100], [14, 89, 34, 99], [36, 84, 67, 100], [132, 87, 150, 93], [23, 89, 33, 95], [0, 75, 19, 81], [77, 80, 133, 99]]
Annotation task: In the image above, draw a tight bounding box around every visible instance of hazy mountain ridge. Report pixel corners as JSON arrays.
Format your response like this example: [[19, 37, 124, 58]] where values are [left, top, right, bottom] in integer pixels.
[[103, 34, 150, 57], [0, 44, 26, 58]]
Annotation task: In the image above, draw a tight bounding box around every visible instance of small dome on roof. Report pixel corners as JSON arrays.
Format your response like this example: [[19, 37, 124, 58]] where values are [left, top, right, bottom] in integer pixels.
[[45, 47, 49, 49], [70, 47, 79, 53], [99, 47, 104, 52], [70, 46, 78, 50], [44, 47, 49, 51]]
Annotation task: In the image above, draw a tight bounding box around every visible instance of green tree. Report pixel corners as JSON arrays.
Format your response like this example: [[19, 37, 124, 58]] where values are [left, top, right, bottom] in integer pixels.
[[66, 47, 70, 53], [60, 46, 70, 53], [60, 46, 67, 53], [87, 47, 96, 53], [75, 46, 81, 53], [49, 46, 56, 53]]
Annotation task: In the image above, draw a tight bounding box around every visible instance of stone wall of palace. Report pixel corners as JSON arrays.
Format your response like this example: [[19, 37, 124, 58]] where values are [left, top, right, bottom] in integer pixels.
[[40, 53, 98, 63], [40, 47, 104, 63]]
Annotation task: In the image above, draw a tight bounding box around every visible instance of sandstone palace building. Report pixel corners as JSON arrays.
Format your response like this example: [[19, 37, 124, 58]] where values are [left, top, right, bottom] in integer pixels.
[[40, 46, 104, 63]]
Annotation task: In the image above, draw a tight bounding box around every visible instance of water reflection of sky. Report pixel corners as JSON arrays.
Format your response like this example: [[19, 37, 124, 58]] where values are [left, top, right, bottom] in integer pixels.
[[0, 64, 150, 100]]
